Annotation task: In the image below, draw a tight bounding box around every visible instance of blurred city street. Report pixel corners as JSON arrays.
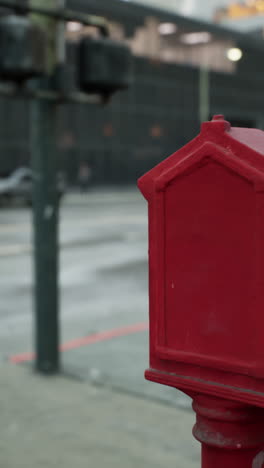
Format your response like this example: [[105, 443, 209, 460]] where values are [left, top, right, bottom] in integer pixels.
[[0, 188, 199, 467]]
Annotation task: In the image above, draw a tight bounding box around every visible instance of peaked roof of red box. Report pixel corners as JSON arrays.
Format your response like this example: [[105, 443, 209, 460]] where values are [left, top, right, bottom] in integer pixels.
[[138, 115, 264, 201]]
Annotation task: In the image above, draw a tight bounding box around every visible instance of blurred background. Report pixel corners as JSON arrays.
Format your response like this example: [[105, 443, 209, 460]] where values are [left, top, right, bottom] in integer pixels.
[[0, 1, 263, 467], [1, 0, 263, 183]]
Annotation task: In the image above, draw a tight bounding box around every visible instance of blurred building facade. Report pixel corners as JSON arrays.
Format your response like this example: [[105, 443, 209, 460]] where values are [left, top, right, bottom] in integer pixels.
[[116, 0, 230, 21], [118, 0, 264, 32], [0, 0, 263, 184]]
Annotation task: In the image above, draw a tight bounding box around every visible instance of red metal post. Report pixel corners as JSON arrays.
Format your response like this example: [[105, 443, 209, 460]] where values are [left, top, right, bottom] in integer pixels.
[[192, 395, 264, 468]]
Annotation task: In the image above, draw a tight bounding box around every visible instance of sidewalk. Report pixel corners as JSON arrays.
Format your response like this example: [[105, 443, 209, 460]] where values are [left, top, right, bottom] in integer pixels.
[[1, 362, 199, 468]]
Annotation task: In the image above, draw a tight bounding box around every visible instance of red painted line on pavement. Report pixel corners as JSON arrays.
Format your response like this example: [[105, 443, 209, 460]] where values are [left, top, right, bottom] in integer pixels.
[[9, 321, 149, 364], [10, 351, 34, 364]]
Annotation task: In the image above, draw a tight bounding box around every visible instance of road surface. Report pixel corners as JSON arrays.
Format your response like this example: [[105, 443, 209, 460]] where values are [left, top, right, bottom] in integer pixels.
[[0, 188, 190, 408]]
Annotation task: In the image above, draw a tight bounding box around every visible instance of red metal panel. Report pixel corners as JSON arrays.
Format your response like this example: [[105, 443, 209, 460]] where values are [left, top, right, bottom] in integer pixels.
[[159, 159, 256, 372], [138, 116, 264, 404]]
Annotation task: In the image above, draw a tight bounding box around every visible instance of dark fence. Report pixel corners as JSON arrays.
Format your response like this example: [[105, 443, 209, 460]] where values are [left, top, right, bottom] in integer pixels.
[[0, 49, 263, 184]]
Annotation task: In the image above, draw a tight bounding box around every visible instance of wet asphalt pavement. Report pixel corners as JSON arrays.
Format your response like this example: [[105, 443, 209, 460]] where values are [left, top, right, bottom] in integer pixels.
[[0, 188, 191, 409]]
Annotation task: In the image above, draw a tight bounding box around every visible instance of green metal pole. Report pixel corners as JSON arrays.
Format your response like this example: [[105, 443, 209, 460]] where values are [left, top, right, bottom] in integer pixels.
[[30, 0, 64, 374], [30, 99, 60, 374]]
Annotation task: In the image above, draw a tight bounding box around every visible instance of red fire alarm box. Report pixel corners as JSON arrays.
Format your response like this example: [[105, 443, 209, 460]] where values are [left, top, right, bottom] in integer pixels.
[[138, 115, 264, 408]]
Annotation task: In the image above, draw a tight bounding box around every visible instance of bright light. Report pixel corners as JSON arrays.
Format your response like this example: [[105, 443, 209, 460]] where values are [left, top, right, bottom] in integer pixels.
[[67, 21, 82, 33], [256, 0, 264, 11], [180, 31, 212, 45], [226, 47, 243, 62], [158, 23, 177, 35]]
